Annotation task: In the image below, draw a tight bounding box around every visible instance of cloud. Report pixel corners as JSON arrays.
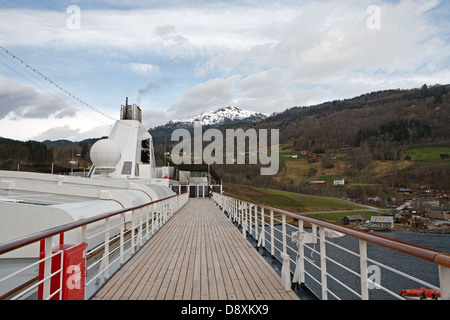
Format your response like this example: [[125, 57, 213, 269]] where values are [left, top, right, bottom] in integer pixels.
[[31, 124, 112, 142], [207, 1, 448, 110], [168, 75, 241, 118], [239, 68, 288, 99], [0, 76, 77, 120], [0, 0, 448, 141], [142, 108, 172, 129], [128, 63, 159, 75]]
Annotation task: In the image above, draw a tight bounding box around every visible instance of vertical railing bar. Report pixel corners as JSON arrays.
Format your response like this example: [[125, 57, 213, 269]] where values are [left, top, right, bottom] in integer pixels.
[[120, 212, 125, 264], [282, 213, 287, 254], [439, 265, 450, 300], [298, 220, 305, 284], [104, 217, 110, 278], [139, 208, 143, 247], [261, 207, 266, 248], [43, 236, 53, 300], [359, 239, 369, 300], [146, 207, 150, 241], [319, 226, 328, 300], [270, 210, 274, 257], [255, 205, 258, 239]]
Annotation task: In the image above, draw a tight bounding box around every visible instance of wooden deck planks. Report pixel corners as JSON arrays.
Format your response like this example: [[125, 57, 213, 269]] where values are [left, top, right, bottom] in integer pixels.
[[92, 198, 299, 301]]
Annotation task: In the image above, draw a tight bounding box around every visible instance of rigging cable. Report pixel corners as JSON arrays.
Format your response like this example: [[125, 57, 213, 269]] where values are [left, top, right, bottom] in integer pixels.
[[0, 45, 117, 123]]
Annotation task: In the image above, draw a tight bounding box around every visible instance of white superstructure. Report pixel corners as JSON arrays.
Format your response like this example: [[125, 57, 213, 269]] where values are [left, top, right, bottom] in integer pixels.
[[0, 101, 174, 258]]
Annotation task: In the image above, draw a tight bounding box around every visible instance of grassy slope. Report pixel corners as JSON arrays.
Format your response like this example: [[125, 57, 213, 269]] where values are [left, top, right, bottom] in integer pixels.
[[278, 146, 449, 186], [223, 183, 368, 213], [405, 146, 450, 161]]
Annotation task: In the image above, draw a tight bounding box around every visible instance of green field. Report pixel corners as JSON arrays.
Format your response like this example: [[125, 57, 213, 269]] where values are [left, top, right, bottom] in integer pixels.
[[223, 184, 367, 213], [405, 146, 450, 161], [303, 211, 379, 223]]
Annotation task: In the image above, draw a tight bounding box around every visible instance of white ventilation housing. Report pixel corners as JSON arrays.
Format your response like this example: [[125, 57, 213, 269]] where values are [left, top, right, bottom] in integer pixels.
[[90, 139, 121, 177]]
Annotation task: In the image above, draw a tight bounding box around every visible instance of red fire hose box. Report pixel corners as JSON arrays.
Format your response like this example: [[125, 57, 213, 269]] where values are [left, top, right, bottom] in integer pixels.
[[38, 242, 86, 300]]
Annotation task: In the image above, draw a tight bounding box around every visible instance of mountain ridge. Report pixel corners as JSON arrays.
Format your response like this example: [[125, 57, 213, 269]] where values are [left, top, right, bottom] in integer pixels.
[[165, 106, 268, 127]]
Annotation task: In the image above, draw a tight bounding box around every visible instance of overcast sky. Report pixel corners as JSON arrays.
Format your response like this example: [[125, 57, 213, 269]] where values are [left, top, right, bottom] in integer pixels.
[[0, 0, 448, 141]]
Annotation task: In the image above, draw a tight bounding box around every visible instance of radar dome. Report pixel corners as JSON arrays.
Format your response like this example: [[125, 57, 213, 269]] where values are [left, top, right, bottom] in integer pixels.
[[90, 139, 121, 172]]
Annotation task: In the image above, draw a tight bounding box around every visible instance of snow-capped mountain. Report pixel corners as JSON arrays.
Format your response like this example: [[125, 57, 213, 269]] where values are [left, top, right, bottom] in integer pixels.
[[168, 106, 268, 126]]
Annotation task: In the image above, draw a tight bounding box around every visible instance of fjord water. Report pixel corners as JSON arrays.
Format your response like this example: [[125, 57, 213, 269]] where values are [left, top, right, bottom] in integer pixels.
[[308, 231, 450, 300]]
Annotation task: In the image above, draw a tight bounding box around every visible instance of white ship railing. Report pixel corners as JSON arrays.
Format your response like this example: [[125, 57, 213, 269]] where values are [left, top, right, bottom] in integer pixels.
[[212, 193, 450, 300], [0, 192, 189, 300]]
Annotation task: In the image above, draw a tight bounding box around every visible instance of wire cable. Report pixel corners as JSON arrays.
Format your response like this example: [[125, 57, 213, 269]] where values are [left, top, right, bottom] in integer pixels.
[[0, 45, 117, 123]]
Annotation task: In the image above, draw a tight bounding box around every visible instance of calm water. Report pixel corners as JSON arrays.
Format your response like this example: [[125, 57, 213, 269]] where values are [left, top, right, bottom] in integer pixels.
[[321, 231, 450, 300], [259, 224, 450, 300]]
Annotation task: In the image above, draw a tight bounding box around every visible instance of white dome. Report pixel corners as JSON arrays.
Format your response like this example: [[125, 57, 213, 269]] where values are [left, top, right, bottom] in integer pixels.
[[90, 139, 121, 169]]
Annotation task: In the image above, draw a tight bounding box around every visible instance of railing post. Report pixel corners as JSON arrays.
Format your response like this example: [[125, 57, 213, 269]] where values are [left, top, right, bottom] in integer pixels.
[[120, 212, 125, 264], [244, 202, 248, 234], [282, 213, 287, 254], [81, 225, 87, 244], [359, 239, 369, 300], [239, 200, 242, 226], [104, 217, 110, 278], [280, 213, 291, 291], [139, 209, 143, 247], [151, 206, 155, 235], [270, 210, 274, 257], [319, 226, 328, 300], [155, 202, 160, 231], [249, 204, 253, 237], [131, 210, 136, 254], [254, 205, 259, 241], [439, 265, 450, 300], [261, 207, 265, 248], [146, 208, 150, 241], [42, 236, 53, 300], [293, 220, 305, 285]]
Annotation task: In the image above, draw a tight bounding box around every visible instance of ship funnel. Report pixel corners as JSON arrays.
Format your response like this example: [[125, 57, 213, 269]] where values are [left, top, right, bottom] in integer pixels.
[[120, 98, 142, 123]]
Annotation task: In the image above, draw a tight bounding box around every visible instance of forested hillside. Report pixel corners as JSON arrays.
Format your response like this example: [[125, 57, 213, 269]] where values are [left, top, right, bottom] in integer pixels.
[[150, 84, 450, 199], [1, 84, 448, 201], [0, 137, 53, 170], [0, 137, 94, 172], [257, 84, 449, 153], [212, 84, 450, 198]]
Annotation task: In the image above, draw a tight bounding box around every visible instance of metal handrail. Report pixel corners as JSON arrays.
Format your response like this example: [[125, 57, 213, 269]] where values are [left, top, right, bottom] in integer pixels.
[[0, 192, 189, 300], [256, 203, 450, 268], [213, 193, 450, 300], [0, 193, 181, 256]]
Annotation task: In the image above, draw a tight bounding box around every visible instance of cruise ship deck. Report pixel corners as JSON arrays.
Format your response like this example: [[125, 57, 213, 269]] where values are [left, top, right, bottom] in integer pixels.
[[92, 199, 299, 300]]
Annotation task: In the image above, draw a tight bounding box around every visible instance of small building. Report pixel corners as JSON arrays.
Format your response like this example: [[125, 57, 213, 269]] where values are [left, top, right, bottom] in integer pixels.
[[393, 213, 406, 223], [291, 154, 299, 159], [307, 153, 322, 158], [343, 215, 365, 225], [367, 196, 382, 204], [309, 181, 326, 187], [333, 178, 345, 186], [370, 216, 394, 229], [428, 208, 450, 221]]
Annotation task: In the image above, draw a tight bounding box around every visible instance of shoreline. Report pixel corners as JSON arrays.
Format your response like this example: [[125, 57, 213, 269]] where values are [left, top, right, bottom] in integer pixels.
[[345, 222, 450, 235], [392, 224, 450, 234]]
